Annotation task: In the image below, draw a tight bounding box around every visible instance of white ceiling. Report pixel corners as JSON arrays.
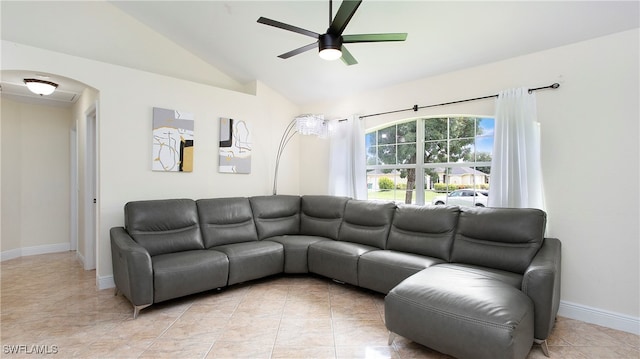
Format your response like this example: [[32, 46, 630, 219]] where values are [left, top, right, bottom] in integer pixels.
[[110, 1, 639, 105], [2, 1, 639, 106]]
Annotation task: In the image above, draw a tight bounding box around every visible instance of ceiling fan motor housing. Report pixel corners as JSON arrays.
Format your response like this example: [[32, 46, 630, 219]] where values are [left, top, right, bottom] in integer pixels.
[[319, 33, 342, 51]]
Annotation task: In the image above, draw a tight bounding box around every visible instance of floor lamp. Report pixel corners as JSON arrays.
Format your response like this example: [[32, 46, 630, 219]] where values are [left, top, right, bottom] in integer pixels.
[[273, 114, 328, 195]]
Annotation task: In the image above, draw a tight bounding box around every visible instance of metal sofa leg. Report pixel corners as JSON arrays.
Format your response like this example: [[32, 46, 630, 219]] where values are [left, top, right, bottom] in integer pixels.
[[388, 332, 397, 346], [535, 339, 550, 357], [133, 304, 152, 319]]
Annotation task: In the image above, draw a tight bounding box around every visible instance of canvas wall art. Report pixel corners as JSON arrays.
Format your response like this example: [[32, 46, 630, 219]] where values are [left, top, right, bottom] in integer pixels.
[[152, 107, 194, 172], [219, 118, 251, 174]]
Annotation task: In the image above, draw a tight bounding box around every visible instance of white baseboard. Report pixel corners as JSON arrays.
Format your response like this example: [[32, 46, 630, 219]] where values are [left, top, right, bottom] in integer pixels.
[[559, 300, 640, 335], [1, 243, 70, 262], [98, 275, 115, 290], [0, 248, 22, 262], [76, 250, 86, 267]]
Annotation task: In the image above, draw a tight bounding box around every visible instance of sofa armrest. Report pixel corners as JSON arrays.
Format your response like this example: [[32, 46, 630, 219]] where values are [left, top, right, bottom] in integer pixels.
[[522, 237, 561, 340], [110, 227, 154, 307]]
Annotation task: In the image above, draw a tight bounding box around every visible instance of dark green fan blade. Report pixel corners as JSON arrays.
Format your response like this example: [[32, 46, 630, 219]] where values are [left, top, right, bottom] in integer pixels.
[[258, 17, 319, 39], [328, 0, 362, 35], [343, 33, 408, 43], [340, 46, 358, 66], [278, 42, 318, 59]]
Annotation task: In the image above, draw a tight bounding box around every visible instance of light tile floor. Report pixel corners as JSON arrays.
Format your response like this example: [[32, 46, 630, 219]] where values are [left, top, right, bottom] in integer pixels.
[[1, 252, 638, 358]]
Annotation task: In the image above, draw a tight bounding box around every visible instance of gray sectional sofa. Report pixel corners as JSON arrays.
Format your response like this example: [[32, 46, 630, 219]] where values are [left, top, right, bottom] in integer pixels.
[[110, 195, 561, 359]]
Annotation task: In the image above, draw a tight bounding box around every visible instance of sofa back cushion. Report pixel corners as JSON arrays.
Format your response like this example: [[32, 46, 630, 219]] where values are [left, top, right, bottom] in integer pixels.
[[451, 207, 546, 273], [249, 195, 301, 239], [338, 200, 396, 249], [300, 195, 349, 240], [125, 199, 204, 256], [387, 205, 460, 260], [197, 197, 259, 247]]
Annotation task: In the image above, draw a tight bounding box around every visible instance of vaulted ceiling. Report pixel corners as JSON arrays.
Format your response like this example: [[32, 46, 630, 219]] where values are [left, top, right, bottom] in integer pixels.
[[2, 1, 638, 106]]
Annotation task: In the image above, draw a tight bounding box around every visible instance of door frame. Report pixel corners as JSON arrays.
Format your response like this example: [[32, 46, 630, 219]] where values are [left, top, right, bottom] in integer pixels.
[[70, 126, 78, 251], [83, 104, 98, 271]]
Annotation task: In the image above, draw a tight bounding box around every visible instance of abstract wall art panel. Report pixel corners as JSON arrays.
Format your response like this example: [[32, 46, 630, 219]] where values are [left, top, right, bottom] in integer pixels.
[[219, 118, 251, 174], [152, 107, 194, 172]]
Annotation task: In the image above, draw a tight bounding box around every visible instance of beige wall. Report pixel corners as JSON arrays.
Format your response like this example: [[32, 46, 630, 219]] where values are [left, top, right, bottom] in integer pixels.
[[302, 29, 640, 325], [1, 40, 300, 284], [1, 99, 73, 252], [0, 98, 21, 253]]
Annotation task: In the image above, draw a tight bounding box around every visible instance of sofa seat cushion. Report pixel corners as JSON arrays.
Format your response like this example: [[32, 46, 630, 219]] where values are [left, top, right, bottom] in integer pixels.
[[435, 263, 524, 289], [307, 241, 377, 285], [266, 235, 331, 273], [386, 266, 534, 359], [358, 250, 445, 294], [151, 250, 229, 303], [212, 241, 284, 285]]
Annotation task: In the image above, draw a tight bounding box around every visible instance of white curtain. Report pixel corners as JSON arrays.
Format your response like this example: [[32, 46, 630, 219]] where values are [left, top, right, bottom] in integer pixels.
[[328, 116, 367, 199], [488, 88, 545, 210]]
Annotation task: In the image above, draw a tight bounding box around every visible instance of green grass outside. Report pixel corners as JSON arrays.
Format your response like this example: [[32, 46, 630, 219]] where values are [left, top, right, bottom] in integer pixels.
[[368, 189, 440, 204]]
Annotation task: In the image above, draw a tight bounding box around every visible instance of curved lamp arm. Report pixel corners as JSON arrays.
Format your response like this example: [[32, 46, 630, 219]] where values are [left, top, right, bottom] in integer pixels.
[[273, 115, 328, 195], [273, 119, 299, 195]]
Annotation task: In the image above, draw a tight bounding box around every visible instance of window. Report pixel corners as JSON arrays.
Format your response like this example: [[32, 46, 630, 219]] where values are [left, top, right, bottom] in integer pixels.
[[366, 116, 494, 206]]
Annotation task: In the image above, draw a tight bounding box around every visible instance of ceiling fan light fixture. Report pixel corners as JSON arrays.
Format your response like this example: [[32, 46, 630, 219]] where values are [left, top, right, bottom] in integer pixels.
[[318, 34, 342, 61], [24, 78, 58, 96], [319, 48, 342, 61]]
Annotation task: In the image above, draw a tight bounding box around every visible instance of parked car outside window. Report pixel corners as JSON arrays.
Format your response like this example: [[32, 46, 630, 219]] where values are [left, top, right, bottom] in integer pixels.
[[432, 189, 488, 207]]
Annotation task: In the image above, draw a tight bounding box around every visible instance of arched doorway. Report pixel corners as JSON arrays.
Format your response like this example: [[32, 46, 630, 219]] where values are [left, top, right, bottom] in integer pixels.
[[1, 70, 100, 276]]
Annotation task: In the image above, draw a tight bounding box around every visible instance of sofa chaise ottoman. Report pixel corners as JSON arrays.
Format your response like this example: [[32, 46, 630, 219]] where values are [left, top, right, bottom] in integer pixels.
[[386, 207, 560, 358]]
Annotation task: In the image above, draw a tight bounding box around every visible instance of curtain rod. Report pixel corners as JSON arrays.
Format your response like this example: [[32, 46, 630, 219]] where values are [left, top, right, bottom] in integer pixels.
[[359, 83, 560, 120]]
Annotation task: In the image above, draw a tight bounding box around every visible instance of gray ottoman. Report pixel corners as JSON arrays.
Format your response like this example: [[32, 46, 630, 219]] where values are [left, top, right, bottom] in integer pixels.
[[385, 265, 534, 359]]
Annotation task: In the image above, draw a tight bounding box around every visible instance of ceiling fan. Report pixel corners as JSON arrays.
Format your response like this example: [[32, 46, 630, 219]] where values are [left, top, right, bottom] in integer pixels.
[[257, 0, 407, 66]]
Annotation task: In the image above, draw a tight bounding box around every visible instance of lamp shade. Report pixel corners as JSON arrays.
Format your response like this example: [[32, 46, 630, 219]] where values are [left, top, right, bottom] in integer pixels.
[[295, 114, 328, 138], [24, 78, 58, 96]]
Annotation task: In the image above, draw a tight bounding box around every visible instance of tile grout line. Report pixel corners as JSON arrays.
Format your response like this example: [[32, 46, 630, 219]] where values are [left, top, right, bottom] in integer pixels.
[[268, 283, 291, 359], [136, 299, 194, 359], [328, 281, 340, 359], [203, 284, 249, 358]]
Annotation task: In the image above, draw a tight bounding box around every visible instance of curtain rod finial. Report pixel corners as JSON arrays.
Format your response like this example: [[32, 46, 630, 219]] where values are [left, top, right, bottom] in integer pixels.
[[551, 83, 560, 89]]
